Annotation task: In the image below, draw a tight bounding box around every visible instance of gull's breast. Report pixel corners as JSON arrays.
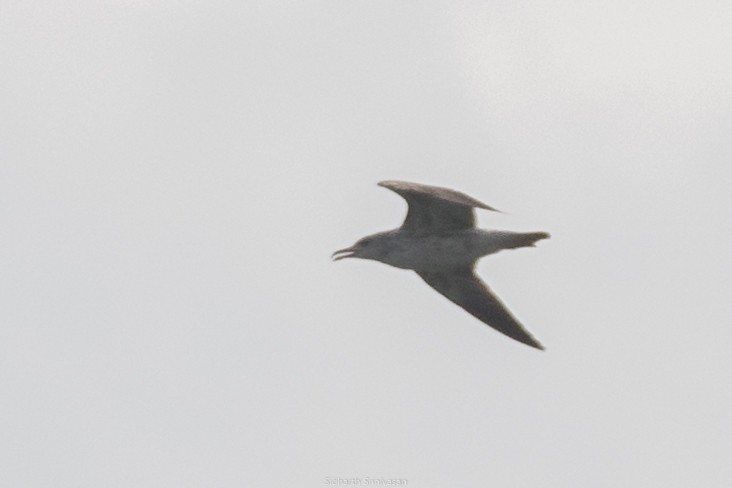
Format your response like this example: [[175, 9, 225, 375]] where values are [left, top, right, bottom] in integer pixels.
[[380, 231, 489, 272]]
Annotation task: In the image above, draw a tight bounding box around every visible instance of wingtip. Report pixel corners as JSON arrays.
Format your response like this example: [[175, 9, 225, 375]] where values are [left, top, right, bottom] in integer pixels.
[[482, 203, 503, 213], [502, 330, 546, 351], [519, 334, 546, 350]]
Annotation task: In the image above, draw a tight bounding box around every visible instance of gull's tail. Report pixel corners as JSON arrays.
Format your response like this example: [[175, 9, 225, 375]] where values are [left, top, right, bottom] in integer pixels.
[[497, 231, 550, 250]]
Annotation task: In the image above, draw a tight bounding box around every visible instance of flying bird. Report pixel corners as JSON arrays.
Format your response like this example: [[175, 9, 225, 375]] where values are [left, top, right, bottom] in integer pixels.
[[332, 180, 549, 350]]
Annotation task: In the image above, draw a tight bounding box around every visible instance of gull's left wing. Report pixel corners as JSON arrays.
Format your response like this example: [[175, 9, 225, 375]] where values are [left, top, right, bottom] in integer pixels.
[[416, 267, 545, 350]]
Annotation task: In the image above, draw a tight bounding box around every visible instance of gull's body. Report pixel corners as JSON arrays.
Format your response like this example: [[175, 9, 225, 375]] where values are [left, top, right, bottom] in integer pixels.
[[333, 180, 549, 350], [345, 228, 545, 272]]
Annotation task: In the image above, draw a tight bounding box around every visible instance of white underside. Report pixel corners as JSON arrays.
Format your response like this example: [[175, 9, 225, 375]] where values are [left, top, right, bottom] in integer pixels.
[[377, 230, 515, 272]]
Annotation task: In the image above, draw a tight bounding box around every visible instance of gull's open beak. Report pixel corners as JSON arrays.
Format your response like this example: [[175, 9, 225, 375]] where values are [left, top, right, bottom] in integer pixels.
[[332, 246, 357, 261]]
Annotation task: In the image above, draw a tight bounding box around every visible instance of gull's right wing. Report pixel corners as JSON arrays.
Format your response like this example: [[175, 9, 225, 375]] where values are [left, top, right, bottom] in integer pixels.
[[378, 180, 499, 236]]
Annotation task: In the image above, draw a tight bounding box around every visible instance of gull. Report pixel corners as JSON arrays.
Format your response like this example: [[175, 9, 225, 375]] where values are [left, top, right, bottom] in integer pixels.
[[332, 180, 549, 350]]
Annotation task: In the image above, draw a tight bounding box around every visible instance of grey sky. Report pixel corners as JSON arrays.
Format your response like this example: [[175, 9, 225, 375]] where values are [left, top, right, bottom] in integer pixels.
[[1, 1, 731, 487]]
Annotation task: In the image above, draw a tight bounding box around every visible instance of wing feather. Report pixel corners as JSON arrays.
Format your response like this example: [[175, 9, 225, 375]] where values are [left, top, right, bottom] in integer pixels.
[[416, 268, 545, 350], [378, 180, 499, 235]]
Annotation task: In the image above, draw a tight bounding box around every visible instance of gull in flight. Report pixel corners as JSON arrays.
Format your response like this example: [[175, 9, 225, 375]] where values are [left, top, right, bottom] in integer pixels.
[[333, 180, 549, 350]]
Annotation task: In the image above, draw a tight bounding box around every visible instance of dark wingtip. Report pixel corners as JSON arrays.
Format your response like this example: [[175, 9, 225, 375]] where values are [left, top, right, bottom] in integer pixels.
[[479, 202, 503, 213], [519, 334, 545, 350]]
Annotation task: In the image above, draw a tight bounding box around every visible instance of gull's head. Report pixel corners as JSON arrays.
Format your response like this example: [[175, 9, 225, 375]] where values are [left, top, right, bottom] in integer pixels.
[[332, 232, 391, 262]]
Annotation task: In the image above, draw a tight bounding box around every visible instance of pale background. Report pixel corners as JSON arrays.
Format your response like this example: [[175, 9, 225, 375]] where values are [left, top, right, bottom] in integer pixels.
[[1, 1, 731, 487]]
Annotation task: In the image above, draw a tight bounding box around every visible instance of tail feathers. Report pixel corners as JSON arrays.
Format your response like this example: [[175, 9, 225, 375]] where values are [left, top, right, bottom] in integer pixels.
[[526, 231, 550, 247], [502, 231, 550, 249]]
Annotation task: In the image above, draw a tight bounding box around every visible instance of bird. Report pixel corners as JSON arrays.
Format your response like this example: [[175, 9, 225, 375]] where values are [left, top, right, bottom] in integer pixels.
[[332, 180, 549, 350]]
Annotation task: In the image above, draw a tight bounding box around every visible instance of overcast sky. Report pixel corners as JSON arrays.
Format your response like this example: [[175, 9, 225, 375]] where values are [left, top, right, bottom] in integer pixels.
[[2, 1, 731, 487]]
